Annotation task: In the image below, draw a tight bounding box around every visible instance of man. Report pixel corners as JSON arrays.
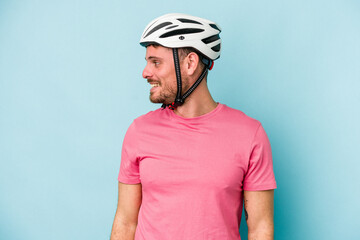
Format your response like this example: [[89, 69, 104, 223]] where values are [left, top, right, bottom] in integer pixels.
[[111, 13, 277, 240]]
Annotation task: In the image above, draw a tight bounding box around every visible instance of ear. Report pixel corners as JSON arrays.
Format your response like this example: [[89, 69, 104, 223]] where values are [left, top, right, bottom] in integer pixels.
[[183, 52, 200, 76]]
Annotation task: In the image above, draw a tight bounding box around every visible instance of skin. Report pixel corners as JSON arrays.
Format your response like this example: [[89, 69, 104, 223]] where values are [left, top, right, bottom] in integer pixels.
[[110, 182, 142, 240], [111, 45, 275, 239], [143, 45, 218, 118], [244, 190, 275, 240], [142, 46, 190, 105]]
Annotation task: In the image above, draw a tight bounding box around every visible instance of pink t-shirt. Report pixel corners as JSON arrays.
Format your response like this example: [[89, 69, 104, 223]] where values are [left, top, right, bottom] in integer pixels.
[[118, 103, 277, 240]]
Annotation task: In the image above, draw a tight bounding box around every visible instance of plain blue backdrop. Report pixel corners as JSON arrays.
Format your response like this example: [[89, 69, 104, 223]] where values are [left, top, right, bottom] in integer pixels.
[[0, 0, 359, 239]]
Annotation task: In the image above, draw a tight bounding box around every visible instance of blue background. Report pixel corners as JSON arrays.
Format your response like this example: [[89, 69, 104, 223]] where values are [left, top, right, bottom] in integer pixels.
[[1, 0, 359, 239]]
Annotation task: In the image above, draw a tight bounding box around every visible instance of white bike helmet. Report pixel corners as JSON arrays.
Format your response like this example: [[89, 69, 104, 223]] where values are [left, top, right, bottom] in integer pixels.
[[139, 13, 222, 110], [140, 13, 221, 60]]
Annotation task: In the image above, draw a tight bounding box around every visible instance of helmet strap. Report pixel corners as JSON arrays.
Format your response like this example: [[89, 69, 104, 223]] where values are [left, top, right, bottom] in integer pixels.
[[161, 48, 209, 110], [173, 48, 184, 104], [161, 48, 183, 110]]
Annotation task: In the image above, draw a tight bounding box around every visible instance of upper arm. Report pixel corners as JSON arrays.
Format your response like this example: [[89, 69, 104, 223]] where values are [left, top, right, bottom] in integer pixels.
[[115, 181, 142, 226], [243, 190, 274, 235]]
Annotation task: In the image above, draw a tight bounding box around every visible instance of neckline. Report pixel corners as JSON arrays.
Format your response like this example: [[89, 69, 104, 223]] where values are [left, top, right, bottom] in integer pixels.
[[167, 102, 224, 122]]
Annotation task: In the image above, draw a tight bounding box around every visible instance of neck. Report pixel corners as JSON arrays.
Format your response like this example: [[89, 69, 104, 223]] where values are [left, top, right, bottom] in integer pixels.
[[173, 80, 218, 118]]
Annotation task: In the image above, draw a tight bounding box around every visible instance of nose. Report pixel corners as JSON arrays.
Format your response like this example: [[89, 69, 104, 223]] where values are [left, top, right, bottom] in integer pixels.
[[142, 63, 152, 79]]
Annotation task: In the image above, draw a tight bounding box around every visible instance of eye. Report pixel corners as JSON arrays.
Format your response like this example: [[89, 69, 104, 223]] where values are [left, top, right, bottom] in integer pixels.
[[153, 61, 160, 66]]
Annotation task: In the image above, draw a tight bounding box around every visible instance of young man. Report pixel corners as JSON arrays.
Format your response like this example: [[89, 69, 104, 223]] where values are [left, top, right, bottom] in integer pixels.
[[111, 13, 277, 240]]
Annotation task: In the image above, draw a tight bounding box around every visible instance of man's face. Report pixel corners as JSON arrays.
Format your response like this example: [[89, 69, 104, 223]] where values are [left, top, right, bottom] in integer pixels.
[[142, 45, 189, 104]]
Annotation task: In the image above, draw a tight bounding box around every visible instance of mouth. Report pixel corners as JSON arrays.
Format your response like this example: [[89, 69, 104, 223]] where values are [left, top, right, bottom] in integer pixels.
[[149, 81, 160, 93], [150, 83, 160, 88]]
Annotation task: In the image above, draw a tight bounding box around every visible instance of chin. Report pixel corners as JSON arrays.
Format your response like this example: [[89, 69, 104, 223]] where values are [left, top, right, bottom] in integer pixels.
[[149, 97, 173, 105], [149, 96, 163, 104], [149, 92, 174, 104]]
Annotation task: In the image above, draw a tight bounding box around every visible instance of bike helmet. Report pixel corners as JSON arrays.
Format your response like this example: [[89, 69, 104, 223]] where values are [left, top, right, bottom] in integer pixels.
[[139, 13, 222, 110]]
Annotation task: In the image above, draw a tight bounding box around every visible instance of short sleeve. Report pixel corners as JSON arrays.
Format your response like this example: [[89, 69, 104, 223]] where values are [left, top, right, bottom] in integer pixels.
[[243, 123, 277, 191], [117, 121, 141, 184]]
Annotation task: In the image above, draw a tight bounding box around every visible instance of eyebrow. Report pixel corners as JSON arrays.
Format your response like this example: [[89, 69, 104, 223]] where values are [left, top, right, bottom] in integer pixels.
[[145, 56, 163, 61]]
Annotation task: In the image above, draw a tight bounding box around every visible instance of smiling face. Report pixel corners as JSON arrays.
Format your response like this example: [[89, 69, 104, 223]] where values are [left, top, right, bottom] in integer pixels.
[[142, 45, 190, 104]]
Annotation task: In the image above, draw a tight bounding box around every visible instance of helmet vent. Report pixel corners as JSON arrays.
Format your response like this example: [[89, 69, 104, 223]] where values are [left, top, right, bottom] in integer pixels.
[[159, 28, 204, 38], [143, 20, 158, 37], [202, 34, 220, 44], [165, 25, 178, 30], [211, 44, 221, 52], [144, 22, 172, 38], [177, 18, 202, 25], [209, 23, 221, 32]]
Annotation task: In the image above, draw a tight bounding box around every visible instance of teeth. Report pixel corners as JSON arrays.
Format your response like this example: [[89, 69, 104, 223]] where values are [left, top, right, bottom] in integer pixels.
[[150, 83, 159, 87]]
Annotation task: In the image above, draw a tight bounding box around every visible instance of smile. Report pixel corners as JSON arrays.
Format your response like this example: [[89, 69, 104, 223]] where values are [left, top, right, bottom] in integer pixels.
[[150, 83, 160, 87]]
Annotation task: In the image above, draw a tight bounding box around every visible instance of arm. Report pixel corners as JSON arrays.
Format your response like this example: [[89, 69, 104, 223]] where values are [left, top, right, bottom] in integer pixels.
[[243, 190, 274, 240], [110, 182, 142, 240]]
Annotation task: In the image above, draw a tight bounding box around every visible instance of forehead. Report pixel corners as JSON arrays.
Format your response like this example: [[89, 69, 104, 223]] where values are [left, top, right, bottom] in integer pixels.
[[145, 45, 172, 60]]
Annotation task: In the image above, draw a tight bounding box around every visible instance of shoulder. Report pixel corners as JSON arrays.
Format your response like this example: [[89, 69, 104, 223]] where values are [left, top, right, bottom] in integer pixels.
[[129, 107, 166, 130], [220, 104, 261, 130], [133, 107, 164, 122]]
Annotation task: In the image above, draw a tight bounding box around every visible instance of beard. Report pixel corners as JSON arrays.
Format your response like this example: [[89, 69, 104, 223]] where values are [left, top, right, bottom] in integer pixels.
[[149, 86, 176, 104], [149, 78, 190, 104]]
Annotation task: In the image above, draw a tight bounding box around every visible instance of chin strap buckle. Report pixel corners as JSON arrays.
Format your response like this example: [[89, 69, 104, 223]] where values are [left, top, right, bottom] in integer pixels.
[[161, 99, 184, 110]]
